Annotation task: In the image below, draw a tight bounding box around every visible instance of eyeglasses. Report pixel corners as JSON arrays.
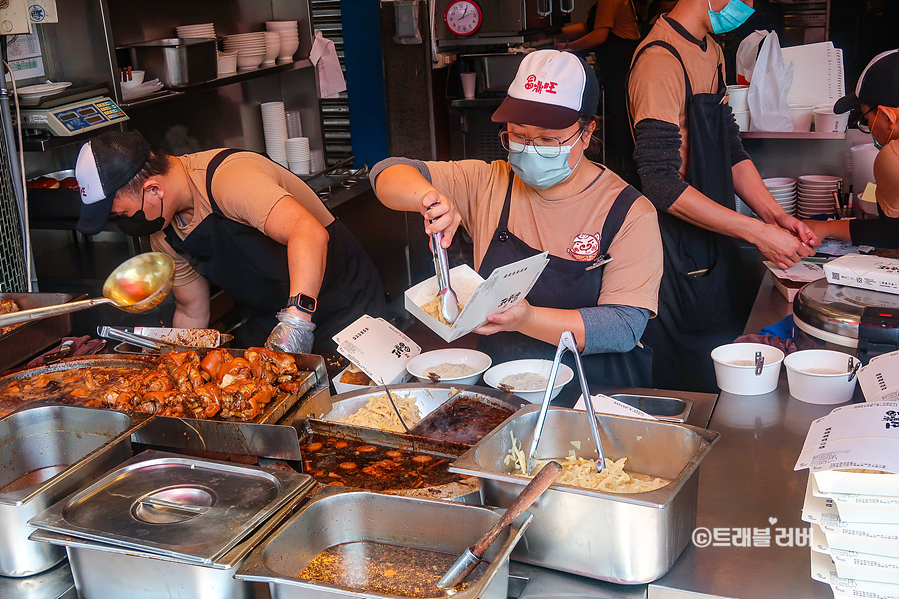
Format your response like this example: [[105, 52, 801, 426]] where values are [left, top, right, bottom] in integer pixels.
[[857, 107, 876, 134], [499, 127, 585, 158]]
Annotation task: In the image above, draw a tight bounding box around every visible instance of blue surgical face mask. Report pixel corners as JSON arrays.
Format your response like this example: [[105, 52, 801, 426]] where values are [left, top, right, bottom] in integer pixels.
[[707, 0, 754, 33], [508, 138, 583, 190]]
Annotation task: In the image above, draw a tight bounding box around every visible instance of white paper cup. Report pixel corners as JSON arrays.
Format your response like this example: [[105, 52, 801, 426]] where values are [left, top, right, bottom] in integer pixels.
[[790, 104, 815, 132], [727, 84, 750, 111], [784, 349, 859, 405], [711, 342, 784, 395], [733, 110, 751, 132], [813, 108, 849, 133], [460, 72, 477, 99], [289, 160, 310, 175]]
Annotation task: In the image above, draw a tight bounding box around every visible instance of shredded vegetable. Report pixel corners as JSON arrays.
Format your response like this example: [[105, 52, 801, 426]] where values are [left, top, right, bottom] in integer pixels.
[[338, 393, 422, 433]]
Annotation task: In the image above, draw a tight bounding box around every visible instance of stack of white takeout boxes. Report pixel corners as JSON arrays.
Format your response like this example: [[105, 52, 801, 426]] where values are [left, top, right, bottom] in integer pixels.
[[795, 402, 899, 596]]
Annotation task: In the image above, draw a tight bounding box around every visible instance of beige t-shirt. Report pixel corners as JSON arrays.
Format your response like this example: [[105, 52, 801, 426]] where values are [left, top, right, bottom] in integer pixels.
[[628, 16, 725, 177], [150, 150, 334, 287], [875, 139, 899, 218], [594, 0, 641, 41], [425, 160, 663, 315]]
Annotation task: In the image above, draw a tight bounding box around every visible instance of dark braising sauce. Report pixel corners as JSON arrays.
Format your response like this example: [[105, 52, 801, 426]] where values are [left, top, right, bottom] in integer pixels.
[[409, 395, 515, 445], [298, 541, 488, 598]]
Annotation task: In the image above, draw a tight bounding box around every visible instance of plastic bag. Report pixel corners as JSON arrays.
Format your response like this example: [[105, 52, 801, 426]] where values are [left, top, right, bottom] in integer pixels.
[[735, 30, 770, 85], [747, 32, 794, 132]]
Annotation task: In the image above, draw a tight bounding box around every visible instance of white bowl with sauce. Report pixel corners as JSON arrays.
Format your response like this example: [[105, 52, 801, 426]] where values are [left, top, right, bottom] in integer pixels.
[[784, 349, 859, 404], [405, 348, 492, 385], [711, 342, 784, 395], [482, 358, 574, 402]]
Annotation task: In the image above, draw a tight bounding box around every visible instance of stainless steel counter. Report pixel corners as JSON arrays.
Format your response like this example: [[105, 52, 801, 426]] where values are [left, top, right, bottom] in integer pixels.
[[512, 271, 849, 599]]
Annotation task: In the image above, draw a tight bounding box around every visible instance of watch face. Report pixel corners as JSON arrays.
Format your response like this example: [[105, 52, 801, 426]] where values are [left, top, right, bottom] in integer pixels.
[[298, 295, 316, 313], [445, 0, 482, 37]]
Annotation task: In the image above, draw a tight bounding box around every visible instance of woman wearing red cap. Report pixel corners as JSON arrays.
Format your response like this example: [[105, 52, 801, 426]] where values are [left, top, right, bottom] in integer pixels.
[[373, 50, 663, 399]]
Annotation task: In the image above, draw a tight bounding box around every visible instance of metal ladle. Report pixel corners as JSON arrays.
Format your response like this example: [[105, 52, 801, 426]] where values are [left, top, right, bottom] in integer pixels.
[[526, 331, 605, 475], [0, 252, 175, 329]]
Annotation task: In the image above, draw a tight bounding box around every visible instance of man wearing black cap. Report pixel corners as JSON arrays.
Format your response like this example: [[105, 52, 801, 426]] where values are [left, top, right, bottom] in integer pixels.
[[75, 131, 385, 352], [803, 50, 899, 248]]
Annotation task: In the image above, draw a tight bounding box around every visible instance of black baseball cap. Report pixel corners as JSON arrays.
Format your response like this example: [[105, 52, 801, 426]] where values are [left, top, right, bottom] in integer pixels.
[[75, 131, 151, 235], [834, 49, 899, 114], [492, 50, 599, 130]]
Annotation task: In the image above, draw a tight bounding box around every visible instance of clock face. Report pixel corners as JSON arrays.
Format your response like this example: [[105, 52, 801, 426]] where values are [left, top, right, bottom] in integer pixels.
[[445, 0, 482, 37]]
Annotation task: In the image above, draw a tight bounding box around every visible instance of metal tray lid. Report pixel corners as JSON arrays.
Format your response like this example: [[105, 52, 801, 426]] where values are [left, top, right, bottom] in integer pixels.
[[28, 450, 313, 566], [793, 279, 899, 340]]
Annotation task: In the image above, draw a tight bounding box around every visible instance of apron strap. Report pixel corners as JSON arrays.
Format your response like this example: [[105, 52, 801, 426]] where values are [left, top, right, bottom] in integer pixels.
[[626, 40, 692, 137], [205, 149, 247, 215], [496, 171, 516, 231], [599, 184, 642, 255]]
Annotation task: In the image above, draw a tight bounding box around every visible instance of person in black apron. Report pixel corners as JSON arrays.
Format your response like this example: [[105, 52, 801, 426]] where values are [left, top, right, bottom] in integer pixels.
[[627, 3, 819, 392], [373, 50, 663, 405], [74, 133, 384, 352]]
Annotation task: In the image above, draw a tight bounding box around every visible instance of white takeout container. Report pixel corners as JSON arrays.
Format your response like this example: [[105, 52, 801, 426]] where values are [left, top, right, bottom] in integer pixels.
[[710, 342, 784, 395], [405, 348, 492, 385], [331, 315, 420, 392], [784, 349, 859, 405], [814, 469, 899, 498], [733, 110, 751, 132], [790, 104, 815, 132], [814, 107, 849, 133], [482, 359, 573, 402], [811, 524, 899, 585], [727, 84, 749, 111], [332, 365, 381, 395], [824, 254, 899, 295]]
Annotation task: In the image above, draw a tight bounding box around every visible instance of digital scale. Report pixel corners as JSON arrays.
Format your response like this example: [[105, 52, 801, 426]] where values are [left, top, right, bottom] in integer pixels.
[[18, 83, 129, 137]]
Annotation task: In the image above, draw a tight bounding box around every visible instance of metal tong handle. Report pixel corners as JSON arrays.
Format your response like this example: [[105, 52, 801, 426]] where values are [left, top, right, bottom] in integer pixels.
[[754, 351, 764, 376], [537, 0, 553, 17], [382, 382, 410, 432], [137, 497, 211, 516], [97, 326, 172, 351], [428, 204, 460, 324], [526, 331, 605, 475], [848, 356, 861, 382], [559, 0, 575, 13]]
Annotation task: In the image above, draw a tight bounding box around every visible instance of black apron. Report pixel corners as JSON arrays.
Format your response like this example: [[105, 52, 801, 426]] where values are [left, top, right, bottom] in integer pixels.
[[476, 172, 653, 406], [163, 149, 385, 347], [628, 41, 750, 393]]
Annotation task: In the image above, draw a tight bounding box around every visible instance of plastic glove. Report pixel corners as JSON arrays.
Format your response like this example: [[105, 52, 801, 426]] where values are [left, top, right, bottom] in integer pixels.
[[265, 309, 316, 354]]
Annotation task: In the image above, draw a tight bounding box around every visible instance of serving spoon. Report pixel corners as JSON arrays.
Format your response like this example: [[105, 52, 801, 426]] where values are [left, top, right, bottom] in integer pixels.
[[0, 252, 175, 328]]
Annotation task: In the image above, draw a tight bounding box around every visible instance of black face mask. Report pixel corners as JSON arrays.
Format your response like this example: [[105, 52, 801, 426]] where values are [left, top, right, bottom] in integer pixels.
[[116, 192, 165, 237]]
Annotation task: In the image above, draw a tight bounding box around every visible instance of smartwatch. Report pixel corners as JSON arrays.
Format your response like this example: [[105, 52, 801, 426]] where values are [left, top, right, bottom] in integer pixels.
[[287, 293, 317, 315]]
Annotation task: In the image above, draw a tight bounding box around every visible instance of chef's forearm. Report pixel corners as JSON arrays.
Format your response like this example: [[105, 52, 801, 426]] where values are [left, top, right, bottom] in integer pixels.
[[519, 307, 588, 352], [285, 227, 328, 322], [372, 162, 436, 213], [172, 277, 211, 328], [733, 160, 785, 224]]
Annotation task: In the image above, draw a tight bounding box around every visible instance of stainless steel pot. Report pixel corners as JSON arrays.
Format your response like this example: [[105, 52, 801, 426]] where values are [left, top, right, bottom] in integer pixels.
[[235, 488, 533, 599], [0, 404, 150, 577], [123, 38, 217, 88], [450, 405, 720, 584]]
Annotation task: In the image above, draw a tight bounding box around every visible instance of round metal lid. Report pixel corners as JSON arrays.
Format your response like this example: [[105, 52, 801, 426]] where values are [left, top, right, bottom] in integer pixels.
[[793, 279, 899, 340]]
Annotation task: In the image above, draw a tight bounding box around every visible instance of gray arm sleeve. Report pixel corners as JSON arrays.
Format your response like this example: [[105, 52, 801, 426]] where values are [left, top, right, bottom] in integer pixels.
[[370, 157, 432, 188], [632, 119, 689, 212], [576, 305, 651, 355], [725, 105, 751, 167]]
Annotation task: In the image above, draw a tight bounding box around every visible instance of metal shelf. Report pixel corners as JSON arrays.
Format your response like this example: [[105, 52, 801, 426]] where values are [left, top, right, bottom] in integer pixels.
[[739, 131, 846, 140], [20, 127, 120, 153], [120, 59, 314, 108]]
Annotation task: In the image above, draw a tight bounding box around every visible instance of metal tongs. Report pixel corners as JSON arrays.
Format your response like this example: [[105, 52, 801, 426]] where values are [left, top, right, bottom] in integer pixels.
[[381, 381, 410, 433], [428, 206, 460, 325], [525, 331, 605, 475], [97, 326, 178, 352]]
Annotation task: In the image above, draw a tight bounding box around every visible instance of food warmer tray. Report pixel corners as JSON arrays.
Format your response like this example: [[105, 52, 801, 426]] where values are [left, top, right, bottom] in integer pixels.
[[0, 349, 323, 425], [450, 404, 720, 584], [0, 560, 76, 599], [235, 487, 533, 599], [0, 292, 78, 373], [299, 418, 481, 502], [29, 450, 314, 566]]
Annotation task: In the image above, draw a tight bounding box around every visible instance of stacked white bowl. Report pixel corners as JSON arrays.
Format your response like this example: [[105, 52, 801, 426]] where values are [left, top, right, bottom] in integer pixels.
[[764, 177, 798, 216], [260, 102, 289, 168], [223, 32, 267, 70], [263, 32, 281, 67], [176, 23, 216, 39], [265, 21, 300, 63], [287, 137, 311, 175], [798, 175, 842, 218]]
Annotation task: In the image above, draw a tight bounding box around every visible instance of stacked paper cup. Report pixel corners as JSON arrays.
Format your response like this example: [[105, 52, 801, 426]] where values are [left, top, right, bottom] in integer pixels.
[[287, 137, 311, 175], [266, 21, 300, 63], [260, 102, 289, 168], [176, 23, 216, 39]]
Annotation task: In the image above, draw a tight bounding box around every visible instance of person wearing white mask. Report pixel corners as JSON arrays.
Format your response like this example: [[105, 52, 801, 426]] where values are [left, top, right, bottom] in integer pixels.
[[627, 0, 820, 392], [372, 50, 663, 401], [803, 50, 899, 248]]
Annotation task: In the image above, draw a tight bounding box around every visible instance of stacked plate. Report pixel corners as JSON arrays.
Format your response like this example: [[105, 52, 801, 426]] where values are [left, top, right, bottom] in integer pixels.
[[287, 137, 310, 175], [16, 82, 72, 106], [175, 23, 216, 39], [764, 177, 798, 216], [261, 102, 289, 168], [265, 21, 299, 63], [224, 32, 267, 70], [798, 175, 842, 218]]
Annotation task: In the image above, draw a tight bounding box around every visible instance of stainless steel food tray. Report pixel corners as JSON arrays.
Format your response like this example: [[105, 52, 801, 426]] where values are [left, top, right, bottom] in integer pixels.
[[450, 404, 720, 584], [608, 392, 693, 423], [0, 404, 151, 577], [29, 450, 314, 566], [0, 292, 75, 373], [235, 487, 533, 599]]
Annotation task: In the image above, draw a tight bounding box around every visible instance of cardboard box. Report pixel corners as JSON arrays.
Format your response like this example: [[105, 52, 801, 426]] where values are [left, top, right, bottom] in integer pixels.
[[824, 254, 899, 295], [404, 252, 549, 342]]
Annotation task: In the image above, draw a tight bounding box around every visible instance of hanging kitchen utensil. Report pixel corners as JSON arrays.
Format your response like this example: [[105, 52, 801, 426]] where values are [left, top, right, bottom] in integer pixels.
[[525, 331, 605, 475], [437, 459, 561, 590], [428, 205, 460, 325], [0, 253, 175, 329], [381, 381, 410, 432]]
